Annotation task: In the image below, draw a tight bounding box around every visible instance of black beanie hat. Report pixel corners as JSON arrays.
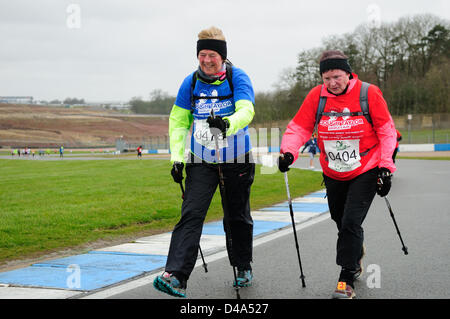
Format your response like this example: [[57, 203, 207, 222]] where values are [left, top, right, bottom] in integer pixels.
[[319, 50, 352, 75], [320, 58, 352, 75], [197, 39, 227, 60]]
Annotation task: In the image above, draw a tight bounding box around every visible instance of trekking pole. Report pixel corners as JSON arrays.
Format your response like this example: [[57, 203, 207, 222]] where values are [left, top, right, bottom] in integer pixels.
[[283, 170, 306, 288], [377, 177, 408, 255], [178, 177, 208, 272], [383, 196, 409, 255], [210, 109, 240, 299], [197, 242, 208, 273]]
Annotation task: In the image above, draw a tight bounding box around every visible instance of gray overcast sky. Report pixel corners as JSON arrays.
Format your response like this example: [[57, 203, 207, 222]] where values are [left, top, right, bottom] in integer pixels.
[[1, 0, 449, 102]]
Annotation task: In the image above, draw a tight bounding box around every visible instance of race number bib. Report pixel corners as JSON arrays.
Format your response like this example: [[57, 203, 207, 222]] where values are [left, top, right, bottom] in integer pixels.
[[323, 139, 361, 172], [193, 119, 228, 150]]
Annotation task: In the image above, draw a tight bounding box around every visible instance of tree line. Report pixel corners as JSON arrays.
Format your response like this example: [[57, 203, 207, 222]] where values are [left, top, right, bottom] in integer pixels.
[[254, 13, 449, 122], [130, 14, 449, 123], [129, 89, 174, 115]]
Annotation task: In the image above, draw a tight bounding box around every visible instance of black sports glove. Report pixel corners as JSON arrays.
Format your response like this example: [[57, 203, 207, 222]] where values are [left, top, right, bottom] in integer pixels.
[[377, 167, 392, 197], [207, 115, 229, 136], [171, 161, 184, 183], [278, 152, 294, 172]]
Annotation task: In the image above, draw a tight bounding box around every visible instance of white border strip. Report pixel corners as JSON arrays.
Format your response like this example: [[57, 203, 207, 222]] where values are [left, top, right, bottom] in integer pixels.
[[79, 213, 330, 299]]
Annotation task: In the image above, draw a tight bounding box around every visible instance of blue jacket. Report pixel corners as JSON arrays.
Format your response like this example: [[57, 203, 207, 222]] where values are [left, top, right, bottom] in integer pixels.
[[301, 138, 318, 155]]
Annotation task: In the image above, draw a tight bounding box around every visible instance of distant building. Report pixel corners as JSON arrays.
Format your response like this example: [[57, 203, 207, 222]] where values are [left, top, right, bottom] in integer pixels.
[[86, 101, 131, 110], [108, 102, 131, 110], [0, 96, 34, 104]]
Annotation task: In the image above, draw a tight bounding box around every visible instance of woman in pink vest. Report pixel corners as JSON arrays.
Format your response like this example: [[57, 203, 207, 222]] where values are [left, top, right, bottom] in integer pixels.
[[278, 50, 397, 299]]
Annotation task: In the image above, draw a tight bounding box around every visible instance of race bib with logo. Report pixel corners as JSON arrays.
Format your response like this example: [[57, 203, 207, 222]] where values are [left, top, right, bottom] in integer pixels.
[[193, 119, 228, 150], [323, 139, 361, 172]]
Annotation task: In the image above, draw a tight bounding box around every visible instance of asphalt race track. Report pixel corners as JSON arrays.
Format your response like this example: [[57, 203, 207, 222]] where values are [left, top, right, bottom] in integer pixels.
[[88, 158, 450, 299], [0, 156, 448, 301]]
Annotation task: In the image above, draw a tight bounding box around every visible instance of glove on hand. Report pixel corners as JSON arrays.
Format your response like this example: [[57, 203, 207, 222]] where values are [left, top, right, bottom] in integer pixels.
[[278, 152, 294, 172], [171, 161, 184, 183], [377, 167, 392, 197], [207, 115, 229, 136]]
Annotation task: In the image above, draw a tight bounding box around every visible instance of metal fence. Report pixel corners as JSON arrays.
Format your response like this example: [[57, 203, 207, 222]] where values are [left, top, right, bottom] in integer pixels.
[[392, 113, 450, 144]]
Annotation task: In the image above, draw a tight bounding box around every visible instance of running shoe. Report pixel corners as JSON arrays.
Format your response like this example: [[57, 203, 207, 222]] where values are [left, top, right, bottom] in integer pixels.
[[332, 281, 356, 299], [234, 270, 253, 287], [153, 272, 186, 298]]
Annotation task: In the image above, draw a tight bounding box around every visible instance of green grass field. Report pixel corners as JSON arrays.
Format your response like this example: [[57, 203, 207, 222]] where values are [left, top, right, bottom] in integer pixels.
[[0, 159, 323, 264]]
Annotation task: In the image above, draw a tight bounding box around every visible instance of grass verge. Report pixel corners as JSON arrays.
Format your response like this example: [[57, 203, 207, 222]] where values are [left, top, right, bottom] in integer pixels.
[[0, 159, 323, 264]]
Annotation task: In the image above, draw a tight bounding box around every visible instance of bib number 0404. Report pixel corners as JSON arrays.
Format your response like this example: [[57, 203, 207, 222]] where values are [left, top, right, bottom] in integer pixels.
[[327, 149, 358, 162], [324, 139, 361, 172]]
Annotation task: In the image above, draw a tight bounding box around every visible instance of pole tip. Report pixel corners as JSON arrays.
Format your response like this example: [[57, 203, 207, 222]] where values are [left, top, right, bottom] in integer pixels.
[[300, 276, 306, 288]]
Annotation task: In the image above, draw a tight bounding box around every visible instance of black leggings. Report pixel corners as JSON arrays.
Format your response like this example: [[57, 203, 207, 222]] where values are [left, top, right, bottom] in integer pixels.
[[165, 160, 255, 280], [323, 168, 378, 270]]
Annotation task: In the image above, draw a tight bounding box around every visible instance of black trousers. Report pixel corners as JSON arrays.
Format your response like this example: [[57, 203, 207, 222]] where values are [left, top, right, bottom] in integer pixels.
[[165, 159, 255, 281], [323, 168, 378, 271]]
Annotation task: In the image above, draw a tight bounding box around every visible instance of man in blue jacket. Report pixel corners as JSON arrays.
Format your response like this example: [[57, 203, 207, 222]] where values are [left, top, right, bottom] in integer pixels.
[[153, 26, 256, 298]]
